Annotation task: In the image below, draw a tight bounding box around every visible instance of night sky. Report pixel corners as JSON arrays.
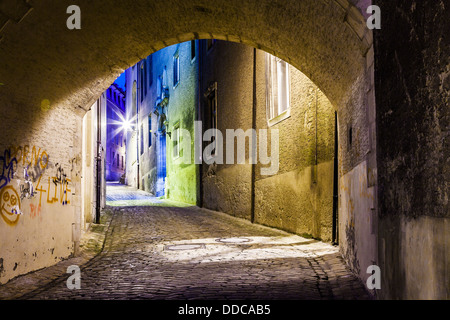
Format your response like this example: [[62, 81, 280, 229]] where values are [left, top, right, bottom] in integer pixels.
[[114, 72, 126, 91]]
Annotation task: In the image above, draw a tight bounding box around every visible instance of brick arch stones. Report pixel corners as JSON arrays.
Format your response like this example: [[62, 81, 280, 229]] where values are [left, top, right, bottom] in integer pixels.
[[0, 0, 378, 293]]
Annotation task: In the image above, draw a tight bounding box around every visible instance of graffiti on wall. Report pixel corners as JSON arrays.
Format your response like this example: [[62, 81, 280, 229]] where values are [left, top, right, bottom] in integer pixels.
[[0, 186, 22, 226], [29, 203, 41, 219], [34, 164, 71, 207], [52, 163, 67, 186], [0, 145, 74, 226], [0, 149, 17, 189], [19, 167, 37, 201], [9, 145, 49, 180]]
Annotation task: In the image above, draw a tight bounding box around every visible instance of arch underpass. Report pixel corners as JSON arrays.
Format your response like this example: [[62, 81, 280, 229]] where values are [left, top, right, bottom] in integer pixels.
[[0, 0, 447, 300]]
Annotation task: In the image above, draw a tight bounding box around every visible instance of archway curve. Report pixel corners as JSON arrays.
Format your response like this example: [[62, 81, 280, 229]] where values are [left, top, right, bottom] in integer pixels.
[[0, 0, 373, 112], [0, 0, 377, 287]]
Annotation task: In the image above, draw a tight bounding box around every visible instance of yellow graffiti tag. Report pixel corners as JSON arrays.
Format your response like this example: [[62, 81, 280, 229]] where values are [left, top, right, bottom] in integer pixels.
[[0, 186, 21, 226]]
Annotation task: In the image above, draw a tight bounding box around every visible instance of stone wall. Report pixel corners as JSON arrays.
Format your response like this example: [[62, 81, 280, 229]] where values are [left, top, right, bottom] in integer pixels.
[[374, 0, 449, 299], [201, 41, 254, 219], [254, 50, 336, 242], [165, 42, 199, 205], [0, 100, 84, 284], [201, 41, 336, 241]]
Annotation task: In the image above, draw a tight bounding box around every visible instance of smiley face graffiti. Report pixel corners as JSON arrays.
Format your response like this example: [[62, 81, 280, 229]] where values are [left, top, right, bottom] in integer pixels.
[[0, 186, 22, 226]]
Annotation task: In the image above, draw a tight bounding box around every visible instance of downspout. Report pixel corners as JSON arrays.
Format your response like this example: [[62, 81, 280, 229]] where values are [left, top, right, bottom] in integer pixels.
[[251, 48, 257, 223], [95, 100, 102, 224], [136, 73, 140, 190], [315, 87, 318, 180], [332, 111, 339, 245], [197, 39, 203, 208]]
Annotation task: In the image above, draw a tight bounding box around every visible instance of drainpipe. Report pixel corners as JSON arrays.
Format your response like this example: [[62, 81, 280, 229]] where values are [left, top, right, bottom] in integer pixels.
[[197, 39, 203, 208], [136, 72, 140, 190], [332, 111, 339, 245], [315, 87, 318, 182], [251, 48, 257, 223], [95, 100, 102, 224]]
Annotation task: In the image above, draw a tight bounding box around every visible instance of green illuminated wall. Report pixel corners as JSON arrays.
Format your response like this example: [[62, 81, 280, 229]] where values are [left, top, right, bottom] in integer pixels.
[[164, 41, 198, 205]]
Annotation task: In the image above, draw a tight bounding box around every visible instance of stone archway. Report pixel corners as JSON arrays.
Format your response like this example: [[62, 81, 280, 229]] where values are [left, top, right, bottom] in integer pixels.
[[0, 0, 377, 291]]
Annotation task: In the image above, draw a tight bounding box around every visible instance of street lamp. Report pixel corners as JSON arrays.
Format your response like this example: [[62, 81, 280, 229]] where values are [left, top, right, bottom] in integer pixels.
[[121, 119, 132, 132]]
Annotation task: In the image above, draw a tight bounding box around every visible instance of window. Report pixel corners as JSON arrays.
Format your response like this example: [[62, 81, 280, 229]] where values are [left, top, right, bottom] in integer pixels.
[[117, 154, 119, 168], [191, 40, 196, 60], [156, 75, 162, 97], [112, 152, 115, 165], [148, 115, 152, 148], [148, 55, 153, 86], [144, 62, 148, 96], [266, 53, 290, 125], [173, 52, 180, 87], [140, 61, 147, 101], [205, 83, 218, 156], [173, 125, 180, 159], [121, 156, 124, 169]]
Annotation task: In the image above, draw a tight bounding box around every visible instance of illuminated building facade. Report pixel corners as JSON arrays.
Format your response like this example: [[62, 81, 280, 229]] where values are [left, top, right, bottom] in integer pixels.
[[105, 83, 126, 182], [125, 41, 199, 203]]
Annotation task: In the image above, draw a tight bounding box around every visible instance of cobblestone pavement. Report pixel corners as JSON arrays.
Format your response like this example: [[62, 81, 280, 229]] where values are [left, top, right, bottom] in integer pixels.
[[1, 186, 372, 300]]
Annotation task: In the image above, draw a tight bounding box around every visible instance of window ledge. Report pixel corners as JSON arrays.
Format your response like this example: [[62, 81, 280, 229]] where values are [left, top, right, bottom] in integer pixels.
[[268, 108, 290, 127]]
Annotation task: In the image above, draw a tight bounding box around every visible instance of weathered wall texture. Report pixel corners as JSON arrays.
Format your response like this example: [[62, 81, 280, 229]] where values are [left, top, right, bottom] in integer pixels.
[[0, 101, 83, 284], [339, 161, 377, 280], [165, 42, 198, 205], [81, 98, 107, 229], [0, 91, 106, 285], [199, 36, 377, 289], [201, 41, 254, 220], [374, 0, 449, 299], [254, 51, 336, 242], [200, 41, 336, 241]]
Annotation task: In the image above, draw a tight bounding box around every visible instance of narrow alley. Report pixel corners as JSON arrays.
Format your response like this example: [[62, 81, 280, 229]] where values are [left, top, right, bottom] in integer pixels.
[[0, 1, 447, 303], [1, 184, 370, 300]]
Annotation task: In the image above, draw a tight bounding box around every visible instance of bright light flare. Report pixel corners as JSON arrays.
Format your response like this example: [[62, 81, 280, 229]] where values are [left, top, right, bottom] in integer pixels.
[[121, 119, 132, 132]]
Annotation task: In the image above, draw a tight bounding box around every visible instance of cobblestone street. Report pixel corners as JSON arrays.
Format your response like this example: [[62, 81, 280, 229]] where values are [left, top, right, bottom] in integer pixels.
[[1, 185, 372, 300]]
